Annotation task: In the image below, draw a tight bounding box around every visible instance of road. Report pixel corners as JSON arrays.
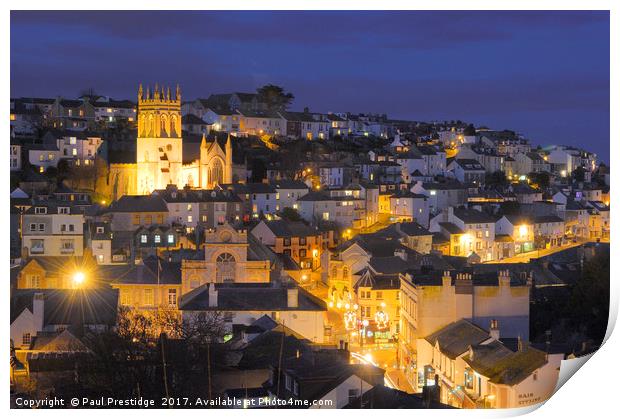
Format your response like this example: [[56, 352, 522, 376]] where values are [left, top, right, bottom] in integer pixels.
[[350, 350, 399, 389], [485, 239, 590, 264]]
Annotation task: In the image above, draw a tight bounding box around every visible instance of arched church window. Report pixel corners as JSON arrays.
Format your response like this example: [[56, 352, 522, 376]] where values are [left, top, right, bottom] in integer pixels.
[[216, 252, 236, 283], [170, 115, 178, 137], [210, 159, 224, 186], [343, 266, 349, 280]]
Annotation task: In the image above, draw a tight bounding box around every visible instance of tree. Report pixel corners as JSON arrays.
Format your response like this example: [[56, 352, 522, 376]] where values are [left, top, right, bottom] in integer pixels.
[[569, 250, 610, 343], [528, 171, 550, 189], [499, 200, 520, 215], [463, 123, 476, 136], [279, 207, 302, 222], [485, 170, 508, 188], [572, 166, 586, 182], [256, 84, 294, 111]]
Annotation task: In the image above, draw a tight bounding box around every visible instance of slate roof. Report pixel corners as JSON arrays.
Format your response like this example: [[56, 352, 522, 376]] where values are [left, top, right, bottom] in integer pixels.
[[179, 283, 327, 312], [247, 183, 277, 194], [425, 319, 491, 359], [10, 288, 119, 327], [439, 222, 464, 235], [271, 179, 310, 190], [532, 215, 564, 224], [343, 385, 452, 409], [155, 187, 241, 203], [181, 114, 208, 125], [454, 159, 485, 171], [384, 221, 432, 237], [260, 220, 318, 238], [108, 195, 168, 213], [368, 256, 410, 275], [453, 208, 495, 224], [104, 257, 182, 285], [463, 341, 548, 386]]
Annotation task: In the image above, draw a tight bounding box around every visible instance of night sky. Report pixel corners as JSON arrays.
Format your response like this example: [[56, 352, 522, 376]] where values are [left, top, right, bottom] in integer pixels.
[[11, 10, 610, 162]]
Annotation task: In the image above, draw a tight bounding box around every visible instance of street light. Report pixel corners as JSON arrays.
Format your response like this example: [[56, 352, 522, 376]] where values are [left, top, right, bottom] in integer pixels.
[[73, 272, 85, 287]]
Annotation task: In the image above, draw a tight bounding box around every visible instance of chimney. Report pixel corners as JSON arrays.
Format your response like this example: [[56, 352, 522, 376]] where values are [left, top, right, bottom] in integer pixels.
[[394, 248, 407, 261], [208, 283, 218, 308], [33, 293, 45, 332], [489, 319, 500, 341], [442, 271, 452, 288], [517, 335, 524, 352], [498, 269, 511, 287], [287, 287, 299, 308]]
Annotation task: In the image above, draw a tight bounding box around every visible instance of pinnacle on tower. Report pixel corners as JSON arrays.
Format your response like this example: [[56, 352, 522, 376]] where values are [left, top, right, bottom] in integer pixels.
[[176, 84, 181, 102], [200, 133, 207, 148], [138, 83, 143, 101]]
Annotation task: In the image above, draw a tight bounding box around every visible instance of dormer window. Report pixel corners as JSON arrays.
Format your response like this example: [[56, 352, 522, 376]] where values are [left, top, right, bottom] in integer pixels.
[[96, 227, 104, 234], [34, 207, 47, 215], [58, 207, 69, 214]]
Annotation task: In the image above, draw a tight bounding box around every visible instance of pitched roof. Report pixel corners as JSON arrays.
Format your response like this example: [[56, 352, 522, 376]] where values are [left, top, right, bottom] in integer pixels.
[[463, 341, 548, 386], [108, 195, 168, 213], [104, 258, 182, 285], [260, 220, 318, 238], [179, 283, 327, 312], [453, 159, 485, 171], [343, 385, 453, 409], [11, 288, 118, 327], [425, 319, 491, 359], [453, 208, 495, 224]]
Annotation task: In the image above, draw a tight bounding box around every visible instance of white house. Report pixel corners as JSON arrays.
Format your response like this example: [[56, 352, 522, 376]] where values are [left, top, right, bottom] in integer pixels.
[[448, 159, 486, 185], [22, 202, 85, 257], [389, 191, 430, 228]]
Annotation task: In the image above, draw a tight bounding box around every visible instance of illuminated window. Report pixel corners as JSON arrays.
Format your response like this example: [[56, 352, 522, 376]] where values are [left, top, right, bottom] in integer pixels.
[[154, 235, 161, 244], [168, 289, 177, 306], [140, 234, 147, 244], [167, 234, 174, 244], [144, 289, 154, 306]]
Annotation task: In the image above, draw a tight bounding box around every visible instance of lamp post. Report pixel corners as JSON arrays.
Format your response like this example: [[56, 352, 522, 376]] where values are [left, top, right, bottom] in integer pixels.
[[72, 271, 85, 288]]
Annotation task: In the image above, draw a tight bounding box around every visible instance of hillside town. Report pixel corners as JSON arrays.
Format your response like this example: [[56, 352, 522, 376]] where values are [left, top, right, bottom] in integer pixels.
[[9, 84, 610, 409]]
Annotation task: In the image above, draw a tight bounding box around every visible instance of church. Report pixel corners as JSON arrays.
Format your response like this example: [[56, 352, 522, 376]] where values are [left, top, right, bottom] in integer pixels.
[[107, 84, 233, 198]]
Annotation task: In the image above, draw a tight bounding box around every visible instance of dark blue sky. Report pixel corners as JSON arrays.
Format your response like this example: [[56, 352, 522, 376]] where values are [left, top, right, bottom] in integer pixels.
[[11, 10, 610, 162]]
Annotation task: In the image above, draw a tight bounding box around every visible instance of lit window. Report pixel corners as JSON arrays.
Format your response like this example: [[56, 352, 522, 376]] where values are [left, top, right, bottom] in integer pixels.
[[154, 235, 161, 243], [168, 289, 177, 306], [140, 234, 148, 243], [72, 148, 77, 156], [167, 234, 174, 244], [144, 289, 154, 306], [187, 215, 193, 223]]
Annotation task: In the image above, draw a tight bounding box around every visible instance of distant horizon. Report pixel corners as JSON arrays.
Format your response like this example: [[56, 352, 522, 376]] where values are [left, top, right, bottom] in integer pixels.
[[10, 10, 610, 162]]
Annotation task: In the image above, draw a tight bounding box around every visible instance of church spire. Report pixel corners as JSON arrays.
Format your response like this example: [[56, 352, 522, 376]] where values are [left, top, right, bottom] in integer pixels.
[[201, 133, 207, 148], [138, 84, 143, 101], [176, 84, 181, 102]]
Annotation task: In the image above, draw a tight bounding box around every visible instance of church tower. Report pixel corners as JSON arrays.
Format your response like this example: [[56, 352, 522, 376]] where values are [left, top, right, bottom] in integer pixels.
[[136, 83, 183, 195]]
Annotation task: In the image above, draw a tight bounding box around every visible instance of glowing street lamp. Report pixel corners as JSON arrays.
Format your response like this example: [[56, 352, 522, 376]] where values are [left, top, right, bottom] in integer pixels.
[[73, 272, 85, 287]]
